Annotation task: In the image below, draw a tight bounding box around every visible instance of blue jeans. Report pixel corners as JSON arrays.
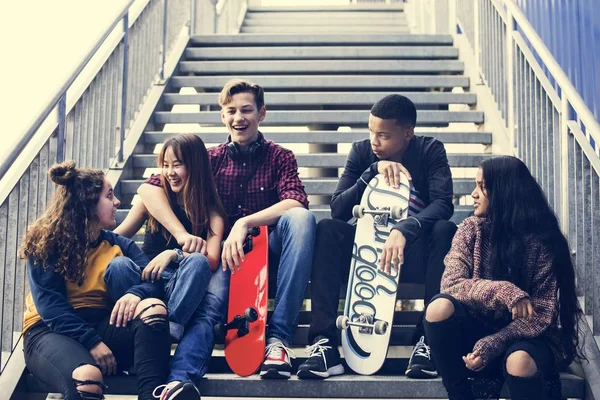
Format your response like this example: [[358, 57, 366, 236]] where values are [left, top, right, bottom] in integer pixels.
[[104, 254, 230, 386], [162, 254, 230, 384], [267, 207, 316, 346]]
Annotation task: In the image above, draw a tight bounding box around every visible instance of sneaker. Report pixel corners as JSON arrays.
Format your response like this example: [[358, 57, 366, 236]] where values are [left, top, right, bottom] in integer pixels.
[[297, 336, 345, 379], [153, 381, 200, 400], [405, 336, 438, 379], [260, 340, 296, 379]]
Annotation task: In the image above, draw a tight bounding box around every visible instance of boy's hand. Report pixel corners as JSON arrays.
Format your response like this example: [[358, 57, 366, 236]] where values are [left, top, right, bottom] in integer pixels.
[[377, 161, 411, 189], [222, 220, 248, 273], [379, 229, 406, 274]]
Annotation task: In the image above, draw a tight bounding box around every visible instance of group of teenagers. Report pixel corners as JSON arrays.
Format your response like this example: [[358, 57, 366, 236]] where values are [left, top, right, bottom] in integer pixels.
[[20, 78, 584, 400]]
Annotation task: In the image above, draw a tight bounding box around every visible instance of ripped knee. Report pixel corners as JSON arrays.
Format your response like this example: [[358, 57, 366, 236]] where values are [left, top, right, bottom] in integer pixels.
[[506, 350, 538, 377], [134, 298, 167, 327], [425, 297, 455, 322], [72, 364, 106, 400]]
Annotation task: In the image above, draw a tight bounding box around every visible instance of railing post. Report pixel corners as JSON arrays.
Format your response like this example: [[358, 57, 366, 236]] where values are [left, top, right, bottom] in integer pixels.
[[190, 0, 196, 36], [473, 0, 480, 78], [506, 9, 515, 152], [447, 0, 456, 37], [57, 95, 66, 163], [160, 0, 169, 82], [559, 96, 570, 235], [118, 12, 130, 163]]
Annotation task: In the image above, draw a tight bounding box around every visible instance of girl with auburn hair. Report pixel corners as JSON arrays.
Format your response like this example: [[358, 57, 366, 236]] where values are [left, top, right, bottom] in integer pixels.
[[423, 156, 583, 400], [20, 161, 170, 400], [116, 134, 227, 400]]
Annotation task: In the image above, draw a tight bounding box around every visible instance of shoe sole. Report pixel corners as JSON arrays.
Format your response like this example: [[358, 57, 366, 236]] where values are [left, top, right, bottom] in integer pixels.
[[297, 364, 345, 379], [405, 367, 438, 379], [259, 368, 291, 379]]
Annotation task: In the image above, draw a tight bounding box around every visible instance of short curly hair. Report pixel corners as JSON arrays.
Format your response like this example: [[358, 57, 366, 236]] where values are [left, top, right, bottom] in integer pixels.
[[370, 94, 417, 128]]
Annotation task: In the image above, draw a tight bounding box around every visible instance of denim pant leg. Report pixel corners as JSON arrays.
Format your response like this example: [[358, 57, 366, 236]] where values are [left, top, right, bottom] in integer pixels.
[[168, 265, 230, 385], [104, 256, 143, 301], [164, 253, 212, 340], [266, 207, 316, 345]]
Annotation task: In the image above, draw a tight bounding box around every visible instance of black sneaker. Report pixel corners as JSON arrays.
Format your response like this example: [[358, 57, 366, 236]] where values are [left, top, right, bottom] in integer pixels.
[[153, 381, 200, 400], [405, 336, 438, 379], [297, 336, 345, 379]]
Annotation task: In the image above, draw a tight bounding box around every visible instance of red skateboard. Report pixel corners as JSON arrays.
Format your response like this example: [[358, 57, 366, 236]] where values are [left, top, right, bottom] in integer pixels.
[[214, 226, 269, 377]]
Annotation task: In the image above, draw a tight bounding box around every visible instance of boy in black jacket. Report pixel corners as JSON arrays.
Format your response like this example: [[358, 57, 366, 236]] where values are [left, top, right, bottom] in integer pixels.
[[298, 95, 457, 379]]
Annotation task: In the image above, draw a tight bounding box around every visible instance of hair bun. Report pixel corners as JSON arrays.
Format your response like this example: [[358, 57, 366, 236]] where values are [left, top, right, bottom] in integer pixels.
[[49, 161, 77, 185]]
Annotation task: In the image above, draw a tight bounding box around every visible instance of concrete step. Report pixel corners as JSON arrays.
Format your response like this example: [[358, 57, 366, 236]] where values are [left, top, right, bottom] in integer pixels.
[[153, 110, 483, 126], [162, 92, 475, 107], [143, 130, 492, 145], [185, 46, 459, 60], [24, 372, 584, 398], [189, 34, 453, 46], [118, 204, 474, 226], [169, 75, 469, 90], [178, 60, 464, 75], [118, 178, 476, 197], [132, 152, 490, 169], [240, 26, 411, 34], [248, 5, 405, 12], [242, 18, 407, 27]]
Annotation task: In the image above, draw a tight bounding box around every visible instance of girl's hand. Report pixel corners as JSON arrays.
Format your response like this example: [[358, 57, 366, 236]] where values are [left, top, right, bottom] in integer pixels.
[[221, 221, 248, 273], [511, 298, 535, 321], [110, 293, 141, 327], [462, 351, 484, 371], [90, 342, 117, 376], [176, 233, 207, 254], [142, 250, 176, 282]]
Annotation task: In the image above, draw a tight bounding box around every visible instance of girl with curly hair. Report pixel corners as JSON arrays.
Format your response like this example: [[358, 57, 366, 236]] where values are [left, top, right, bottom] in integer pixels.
[[116, 134, 227, 400], [20, 161, 171, 400], [423, 156, 584, 400]]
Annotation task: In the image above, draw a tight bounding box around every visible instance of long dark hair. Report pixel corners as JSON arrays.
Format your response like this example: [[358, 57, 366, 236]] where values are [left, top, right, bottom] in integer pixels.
[[147, 134, 227, 238], [19, 161, 105, 284], [481, 156, 583, 363]]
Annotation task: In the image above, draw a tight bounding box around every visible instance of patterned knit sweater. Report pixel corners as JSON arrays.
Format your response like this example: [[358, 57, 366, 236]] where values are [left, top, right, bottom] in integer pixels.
[[442, 216, 563, 367]]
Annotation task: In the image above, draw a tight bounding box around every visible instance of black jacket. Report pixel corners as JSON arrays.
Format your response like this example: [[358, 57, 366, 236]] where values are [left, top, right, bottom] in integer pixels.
[[330, 135, 454, 243]]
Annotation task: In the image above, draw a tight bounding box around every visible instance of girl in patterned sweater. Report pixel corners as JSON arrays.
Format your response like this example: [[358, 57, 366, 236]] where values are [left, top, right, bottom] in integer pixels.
[[423, 156, 583, 400]]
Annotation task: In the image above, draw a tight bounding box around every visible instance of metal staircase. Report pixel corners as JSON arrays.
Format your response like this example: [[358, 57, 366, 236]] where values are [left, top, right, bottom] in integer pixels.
[[6, 3, 592, 399]]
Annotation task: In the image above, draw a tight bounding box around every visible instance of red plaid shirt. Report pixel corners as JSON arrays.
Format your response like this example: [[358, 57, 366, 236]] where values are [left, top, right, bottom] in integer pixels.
[[145, 139, 309, 227]]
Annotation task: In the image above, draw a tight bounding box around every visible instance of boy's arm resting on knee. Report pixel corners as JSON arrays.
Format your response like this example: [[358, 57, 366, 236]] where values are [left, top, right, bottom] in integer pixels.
[[331, 143, 377, 221], [472, 247, 558, 368], [242, 199, 303, 228], [27, 258, 103, 350], [441, 218, 528, 311], [138, 183, 189, 240], [114, 201, 147, 238]]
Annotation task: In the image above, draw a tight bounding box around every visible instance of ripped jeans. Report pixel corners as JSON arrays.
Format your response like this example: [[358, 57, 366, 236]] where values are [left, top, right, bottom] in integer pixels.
[[23, 307, 171, 400]]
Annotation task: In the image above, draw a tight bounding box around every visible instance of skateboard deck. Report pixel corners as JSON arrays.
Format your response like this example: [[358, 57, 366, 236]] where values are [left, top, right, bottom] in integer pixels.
[[338, 173, 411, 375], [215, 226, 268, 377]]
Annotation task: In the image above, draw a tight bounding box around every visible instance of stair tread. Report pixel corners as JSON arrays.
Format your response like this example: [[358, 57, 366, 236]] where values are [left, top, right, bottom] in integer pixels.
[[190, 34, 454, 46]]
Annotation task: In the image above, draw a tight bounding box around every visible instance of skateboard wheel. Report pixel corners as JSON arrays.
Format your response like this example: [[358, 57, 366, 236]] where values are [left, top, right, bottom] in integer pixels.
[[248, 227, 260, 237], [373, 320, 388, 335], [352, 205, 365, 219], [336, 315, 350, 330], [245, 307, 258, 323], [214, 323, 225, 340], [389, 205, 403, 219]]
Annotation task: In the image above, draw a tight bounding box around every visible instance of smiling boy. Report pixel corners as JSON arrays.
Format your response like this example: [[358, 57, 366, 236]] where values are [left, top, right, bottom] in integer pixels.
[[138, 79, 315, 380]]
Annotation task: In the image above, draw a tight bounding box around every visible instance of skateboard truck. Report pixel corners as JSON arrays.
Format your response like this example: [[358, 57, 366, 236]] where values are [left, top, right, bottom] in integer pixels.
[[214, 307, 259, 339], [242, 227, 260, 253], [352, 205, 403, 226], [336, 314, 388, 335]]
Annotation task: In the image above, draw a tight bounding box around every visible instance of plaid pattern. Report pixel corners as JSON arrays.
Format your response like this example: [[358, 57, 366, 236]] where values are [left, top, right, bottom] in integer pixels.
[[145, 140, 308, 227], [442, 216, 564, 368]]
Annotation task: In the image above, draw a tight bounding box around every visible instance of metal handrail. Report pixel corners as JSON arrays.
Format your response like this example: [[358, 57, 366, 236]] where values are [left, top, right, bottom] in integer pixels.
[[0, 0, 136, 181], [502, 0, 600, 142]]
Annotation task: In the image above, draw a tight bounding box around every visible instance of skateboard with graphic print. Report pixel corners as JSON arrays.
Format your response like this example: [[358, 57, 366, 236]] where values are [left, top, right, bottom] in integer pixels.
[[336, 173, 411, 375], [214, 226, 269, 377]]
